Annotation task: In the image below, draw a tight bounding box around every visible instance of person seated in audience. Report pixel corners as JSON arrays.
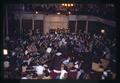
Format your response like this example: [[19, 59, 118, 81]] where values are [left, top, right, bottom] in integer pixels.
[[35, 63, 45, 79], [21, 62, 28, 76], [62, 56, 71, 65], [53, 64, 68, 79], [42, 70, 51, 79], [67, 67, 77, 79]]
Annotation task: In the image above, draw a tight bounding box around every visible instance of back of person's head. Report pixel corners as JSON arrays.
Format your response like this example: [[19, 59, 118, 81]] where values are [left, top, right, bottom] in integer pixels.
[[44, 70, 50, 77]]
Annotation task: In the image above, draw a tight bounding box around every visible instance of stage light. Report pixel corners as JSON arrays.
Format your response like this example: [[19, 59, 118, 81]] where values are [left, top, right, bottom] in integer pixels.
[[62, 3, 74, 7], [71, 4, 74, 6], [101, 29, 105, 33], [64, 4, 67, 7], [35, 11, 38, 14], [3, 49, 8, 55], [68, 4, 70, 7], [62, 4, 64, 6]]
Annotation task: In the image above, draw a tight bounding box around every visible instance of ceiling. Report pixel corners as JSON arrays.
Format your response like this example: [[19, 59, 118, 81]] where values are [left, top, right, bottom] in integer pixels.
[[6, 4, 116, 20]]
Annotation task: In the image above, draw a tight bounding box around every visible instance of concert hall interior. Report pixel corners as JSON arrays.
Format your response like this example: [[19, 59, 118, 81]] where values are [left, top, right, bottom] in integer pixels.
[[3, 3, 116, 79]]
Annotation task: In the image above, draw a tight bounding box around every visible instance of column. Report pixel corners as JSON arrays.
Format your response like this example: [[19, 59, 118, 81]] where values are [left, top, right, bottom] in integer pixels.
[[6, 6, 8, 36], [32, 14, 35, 30], [85, 20, 89, 33], [43, 15, 47, 34], [20, 14, 22, 37], [75, 15, 78, 33]]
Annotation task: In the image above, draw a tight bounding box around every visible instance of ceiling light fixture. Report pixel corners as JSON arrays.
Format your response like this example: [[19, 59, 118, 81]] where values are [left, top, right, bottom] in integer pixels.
[[71, 4, 74, 6], [62, 4, 64, 6], [3, 49, 8, 55], [64, 4, 67, 7]]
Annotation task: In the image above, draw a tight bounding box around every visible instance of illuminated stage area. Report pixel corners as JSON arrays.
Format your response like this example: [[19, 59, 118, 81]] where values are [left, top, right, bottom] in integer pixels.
[[3, 4, 116, 79]]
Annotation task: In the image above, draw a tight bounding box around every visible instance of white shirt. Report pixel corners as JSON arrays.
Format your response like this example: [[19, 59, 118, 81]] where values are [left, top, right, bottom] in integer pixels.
[[46, 47, 52, 53], [56, 52, 62, 56], [74, 64, 79, 69], [53, 69, 68, 79], [60, 70, 68, 79], [25, 50, 28, 55], [63, 58, 70, 65], [76, 69, 84, 79], [103, 71, 108, 76], [59, 41, 63, 46], [62, 38, 65, 42], [22, 66, 27, 73], [35, 65, 45, 75]]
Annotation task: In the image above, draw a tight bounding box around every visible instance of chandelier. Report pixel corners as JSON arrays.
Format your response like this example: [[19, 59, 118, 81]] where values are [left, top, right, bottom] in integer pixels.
[[61, 3, 74, 7]]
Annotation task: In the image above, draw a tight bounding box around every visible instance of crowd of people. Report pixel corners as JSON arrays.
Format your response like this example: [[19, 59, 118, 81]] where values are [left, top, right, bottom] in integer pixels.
[[3, 28, 116, 79]]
